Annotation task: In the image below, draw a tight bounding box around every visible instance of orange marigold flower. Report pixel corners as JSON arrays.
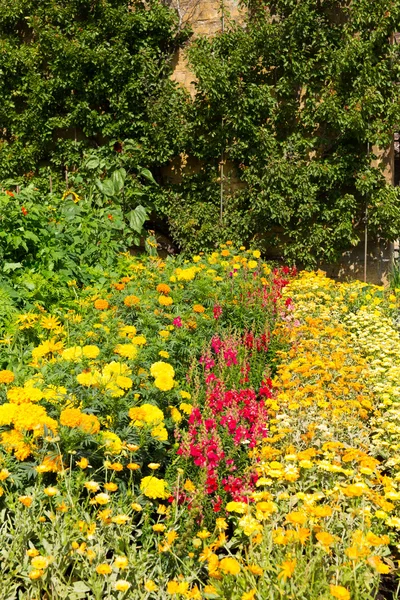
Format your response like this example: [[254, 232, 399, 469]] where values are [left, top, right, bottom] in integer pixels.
[[0, 370, 14, 384], [193, 304, 205, 313], [157, 283, 171, 294], [124, 295, 140, 307], [94, 299, 109, 310]]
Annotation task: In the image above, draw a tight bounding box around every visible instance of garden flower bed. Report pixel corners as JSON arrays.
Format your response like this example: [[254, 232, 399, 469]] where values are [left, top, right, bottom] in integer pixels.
[[0, 249, 399, 599]]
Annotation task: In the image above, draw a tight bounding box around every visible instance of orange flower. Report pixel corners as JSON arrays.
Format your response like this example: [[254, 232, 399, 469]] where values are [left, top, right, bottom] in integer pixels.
[[0, 370, 14, 384], [94, 299, 109, 310], [157, 283, 171, 294], [193, 304, 205, 313], [124, 295, 140, 307]]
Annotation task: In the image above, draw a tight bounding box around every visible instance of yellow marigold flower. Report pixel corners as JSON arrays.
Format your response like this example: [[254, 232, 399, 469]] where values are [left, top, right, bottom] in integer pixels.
[[26, 548, 39, 558], [61, 346, 83, 361], [131, 335, 147, 345], [252, 250, 261, 258], [175, 267, 197, 281], [82, 345, 100, 359], [115, 375, 133, 390], [157, 283, 171, 294], [2, 430, 31, 460], [114, 344, 138, 360], [119, 325, 137, 337], [151, 424, 168, 441], [7, 386, 42, 404], [140, 476, 168, 499], [76, 457, 89, 469], [60, 407, 83, 428], [219, 557, 241, 575], [113, 555, 129, 569], [278, 558, 296, 580], [131, 503, 143, 511], [169, 407, 182, 423], [0, 403, 17, 426], [31, 556, 49, 570], [81, 413, 100, 434], [158, 330, 170, 339], [96, 563, 112, 575], [329, 585, 351, 600], [0, 370, 14, 384], [144, 580, 158, 592], [76, 372, 95, 386], [159, 295, 173, 306], [94, 299, 109, 310], [124, 295, 140, 307], [150, 361, 175, 379], [247, 260, 258, 269], [153, 523, 166, 532], [101, 431, 123, 454], [179, 402, 193, 415], [159, 350, 170, 358], [129, 404, 164, 426], [193, 304, 205, 313], [29, 569, 44, 580], [154, 374, 174, 391], [115, 580, 131, 592], [44, 487, 59, 497], [180, 390, 191, 399]]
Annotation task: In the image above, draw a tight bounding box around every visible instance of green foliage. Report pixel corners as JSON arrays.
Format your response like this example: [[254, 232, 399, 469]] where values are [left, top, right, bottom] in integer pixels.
[[0, 185, 145, 310], [159, 0, 400, 264], [0, 0, 189, 181]]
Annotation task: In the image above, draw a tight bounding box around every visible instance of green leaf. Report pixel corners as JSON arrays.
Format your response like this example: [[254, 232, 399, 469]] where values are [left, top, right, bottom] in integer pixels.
[[139, 168, 157, 185], [3, 263, 22, 272], [128, 205, 148, 233]]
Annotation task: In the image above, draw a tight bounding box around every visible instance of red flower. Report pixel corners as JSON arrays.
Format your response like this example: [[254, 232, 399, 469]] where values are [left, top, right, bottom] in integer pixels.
[[21, 206, 28, 216]]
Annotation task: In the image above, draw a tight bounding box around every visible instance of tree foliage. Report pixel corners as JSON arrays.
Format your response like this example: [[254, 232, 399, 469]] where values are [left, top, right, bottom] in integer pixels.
[[0, 0, 188, 179], [159, 0, 400, 264]]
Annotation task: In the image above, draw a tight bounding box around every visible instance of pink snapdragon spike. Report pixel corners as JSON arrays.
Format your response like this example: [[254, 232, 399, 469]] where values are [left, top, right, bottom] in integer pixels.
[[173, 316, 182, 327], [173, 265, 296, 511], [213, 304, 223, 319]]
